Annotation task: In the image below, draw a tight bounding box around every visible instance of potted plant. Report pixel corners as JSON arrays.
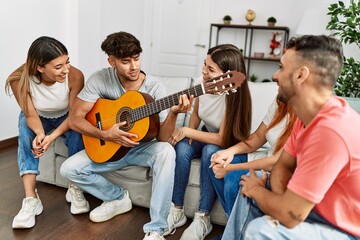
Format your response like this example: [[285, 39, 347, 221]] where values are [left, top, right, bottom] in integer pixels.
[[250, 74, 258, 82], [267, 16, 277, 27], [327, 0, 360, 97], [223, 15, 232, 25]]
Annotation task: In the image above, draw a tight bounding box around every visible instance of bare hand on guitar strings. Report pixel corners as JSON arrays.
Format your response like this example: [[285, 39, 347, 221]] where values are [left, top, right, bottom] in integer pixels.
[[104, 121, 140, 147], [170, 94, 194, 114]]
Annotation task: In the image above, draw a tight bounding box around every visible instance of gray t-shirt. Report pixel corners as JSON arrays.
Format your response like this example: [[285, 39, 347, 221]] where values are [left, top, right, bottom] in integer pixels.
[[78, 67, 169, 122]]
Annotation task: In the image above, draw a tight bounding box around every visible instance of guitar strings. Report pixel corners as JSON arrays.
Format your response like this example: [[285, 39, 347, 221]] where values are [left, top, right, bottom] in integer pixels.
[[96, 84, 204, 129]]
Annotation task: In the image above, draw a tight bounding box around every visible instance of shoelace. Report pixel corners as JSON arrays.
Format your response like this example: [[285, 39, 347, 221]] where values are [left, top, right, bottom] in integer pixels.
[[168, 211, 177, 235], [20, 198, 38, 215], [74, 188, 84, 202], [70, 184, 84, 201], [194, 216, 209, 239]]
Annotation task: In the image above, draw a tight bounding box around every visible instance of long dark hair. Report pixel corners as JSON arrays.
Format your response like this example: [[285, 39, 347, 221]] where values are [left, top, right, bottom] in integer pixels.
[[208, 44, 252, 148]]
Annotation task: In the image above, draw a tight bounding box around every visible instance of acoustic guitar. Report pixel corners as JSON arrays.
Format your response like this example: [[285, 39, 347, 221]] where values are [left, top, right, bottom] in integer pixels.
[[83, 71, 246, 163]]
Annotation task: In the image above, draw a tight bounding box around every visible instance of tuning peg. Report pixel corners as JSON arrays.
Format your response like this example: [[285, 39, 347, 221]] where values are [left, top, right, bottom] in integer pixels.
[[225, 90, 229, 95], [231, 88, 237, 93], [222, 85, 225, 90], [215, 86, 218, 91]]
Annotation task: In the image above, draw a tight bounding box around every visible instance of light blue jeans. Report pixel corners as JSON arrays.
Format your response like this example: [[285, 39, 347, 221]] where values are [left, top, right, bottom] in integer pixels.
[[222, 171, 360, 240], [172, 138, 218, 214], [17, 111, 84, 176], [60, 141, 175, 235]]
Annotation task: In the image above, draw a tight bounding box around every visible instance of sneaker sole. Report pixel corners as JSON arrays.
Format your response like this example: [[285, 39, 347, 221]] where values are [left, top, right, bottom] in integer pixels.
[[89, 200, 132, 223], [179, 223, 213, 240], [66, 190, 90, 215], [12, 203, 43, 229]]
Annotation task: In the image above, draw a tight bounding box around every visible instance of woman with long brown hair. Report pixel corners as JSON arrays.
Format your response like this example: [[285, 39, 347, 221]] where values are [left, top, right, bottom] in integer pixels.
[[165, 44, 252, 239]]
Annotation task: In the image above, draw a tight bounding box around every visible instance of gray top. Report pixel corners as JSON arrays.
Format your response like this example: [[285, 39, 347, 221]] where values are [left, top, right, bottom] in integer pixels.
[[78, 67, 169, 122]]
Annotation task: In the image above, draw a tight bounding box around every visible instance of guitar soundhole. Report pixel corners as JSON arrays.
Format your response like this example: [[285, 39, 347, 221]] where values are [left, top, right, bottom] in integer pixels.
[[117, 107, 134, 131]]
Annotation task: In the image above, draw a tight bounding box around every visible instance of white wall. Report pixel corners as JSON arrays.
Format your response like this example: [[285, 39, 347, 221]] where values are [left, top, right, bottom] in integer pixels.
[[0, 0, 75, 140], [1, 0, 358, 141]]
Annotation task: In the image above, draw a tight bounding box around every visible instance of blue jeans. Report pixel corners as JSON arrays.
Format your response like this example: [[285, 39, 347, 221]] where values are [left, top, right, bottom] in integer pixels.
[[207, 150, 248, 217], [172, 138, 218, 213], [60, 141, 175, 234], [222, 171, 360, 240], [17, 111, 84, 176]]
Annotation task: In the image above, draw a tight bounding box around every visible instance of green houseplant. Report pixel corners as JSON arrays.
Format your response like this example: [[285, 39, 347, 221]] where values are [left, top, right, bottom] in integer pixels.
[[223, 15, 232, 25], [327, 0, 360, 97], [250, 74, 258, 82], [267, 16, 277, 26]]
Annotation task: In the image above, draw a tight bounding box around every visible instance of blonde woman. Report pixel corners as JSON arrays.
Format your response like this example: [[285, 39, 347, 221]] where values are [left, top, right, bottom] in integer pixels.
[[5, 36, 87, 228]]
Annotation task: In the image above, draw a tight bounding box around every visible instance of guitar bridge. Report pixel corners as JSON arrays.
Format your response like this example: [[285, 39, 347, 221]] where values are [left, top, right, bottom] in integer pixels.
[[95, 113, 105, 146]]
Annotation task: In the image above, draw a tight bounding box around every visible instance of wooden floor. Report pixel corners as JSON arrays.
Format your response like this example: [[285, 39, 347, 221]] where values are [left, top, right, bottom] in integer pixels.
[[0, 146, 224, 240]]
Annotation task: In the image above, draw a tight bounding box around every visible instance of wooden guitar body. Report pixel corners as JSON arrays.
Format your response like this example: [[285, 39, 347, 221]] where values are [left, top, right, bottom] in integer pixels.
[[82, 91, 159, 163]]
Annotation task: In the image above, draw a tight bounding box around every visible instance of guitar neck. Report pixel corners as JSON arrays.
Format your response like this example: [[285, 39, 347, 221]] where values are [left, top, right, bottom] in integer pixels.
[[131, 83, 204, 123]]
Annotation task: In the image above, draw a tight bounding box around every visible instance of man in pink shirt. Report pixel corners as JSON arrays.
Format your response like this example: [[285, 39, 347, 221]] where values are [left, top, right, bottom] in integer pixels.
[[222, 35, 360, 239]]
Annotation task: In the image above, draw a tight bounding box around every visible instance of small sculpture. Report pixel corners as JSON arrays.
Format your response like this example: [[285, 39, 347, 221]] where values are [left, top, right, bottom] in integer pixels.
[[245, 9, 256, 25], [269, 32, 282, 57]]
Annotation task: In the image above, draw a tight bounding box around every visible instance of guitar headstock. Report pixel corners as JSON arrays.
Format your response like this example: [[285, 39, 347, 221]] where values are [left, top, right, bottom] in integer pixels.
[[203, 71, 246, 95]]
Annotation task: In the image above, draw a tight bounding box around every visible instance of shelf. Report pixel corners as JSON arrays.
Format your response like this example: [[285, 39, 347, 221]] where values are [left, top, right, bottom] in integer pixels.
[[209, 23, 289, 75], [245, 56, 281, 62], [211, 23, 290, 32]]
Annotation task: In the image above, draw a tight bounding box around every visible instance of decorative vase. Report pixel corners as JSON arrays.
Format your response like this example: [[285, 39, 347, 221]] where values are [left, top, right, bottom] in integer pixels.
[[223, 20, 231, 25], [268, 22, 275, 27]]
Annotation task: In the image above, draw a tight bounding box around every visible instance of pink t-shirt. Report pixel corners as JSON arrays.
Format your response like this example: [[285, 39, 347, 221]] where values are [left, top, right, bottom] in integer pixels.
[[285, 96, 360, 237]]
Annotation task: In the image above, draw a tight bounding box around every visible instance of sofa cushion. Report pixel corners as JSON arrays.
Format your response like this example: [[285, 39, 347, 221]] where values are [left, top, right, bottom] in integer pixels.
[[248, 81, 278, 133], [113, 166, 151, 182], [54, 137, 68, 157], [344, 97, 360, 114]]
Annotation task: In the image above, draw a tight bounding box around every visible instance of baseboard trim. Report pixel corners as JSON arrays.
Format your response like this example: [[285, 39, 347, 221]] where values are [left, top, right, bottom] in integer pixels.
[[0, 136, 18, 150]]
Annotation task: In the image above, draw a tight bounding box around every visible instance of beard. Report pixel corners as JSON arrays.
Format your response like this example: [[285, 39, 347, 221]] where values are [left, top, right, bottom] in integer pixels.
[[277, 73, 295, 104], [277, 89, 289, 104]]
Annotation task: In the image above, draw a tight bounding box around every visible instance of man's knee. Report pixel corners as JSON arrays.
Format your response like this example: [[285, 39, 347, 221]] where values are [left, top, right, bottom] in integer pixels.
[[245, 215, 281, 238], [60, 150, 86, 180], [153, 142, 176, 164]]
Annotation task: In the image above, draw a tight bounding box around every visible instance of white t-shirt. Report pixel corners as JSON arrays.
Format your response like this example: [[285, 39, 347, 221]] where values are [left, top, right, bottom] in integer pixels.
[[198, 93, 226, 133], [29, 75, 69, 118], [248, 98, 288, 161]]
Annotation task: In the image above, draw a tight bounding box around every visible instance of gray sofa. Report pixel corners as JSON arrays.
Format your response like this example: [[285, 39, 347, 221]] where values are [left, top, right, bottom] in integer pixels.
[[37, 76, 284, 225]]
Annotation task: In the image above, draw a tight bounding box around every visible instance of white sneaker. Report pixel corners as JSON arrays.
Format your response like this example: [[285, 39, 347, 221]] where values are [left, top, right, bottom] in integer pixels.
[[163, 203, 187, 236], [89, 190, 132, 222], [12, 190, 43, 229], [66, 184, 90, 214], [143, 232, 166, 240], [180, 212, 213, 240]]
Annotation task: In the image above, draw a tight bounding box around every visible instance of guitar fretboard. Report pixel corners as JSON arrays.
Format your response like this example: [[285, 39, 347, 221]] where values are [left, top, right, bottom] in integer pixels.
[[130, 83, 204, 123]]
